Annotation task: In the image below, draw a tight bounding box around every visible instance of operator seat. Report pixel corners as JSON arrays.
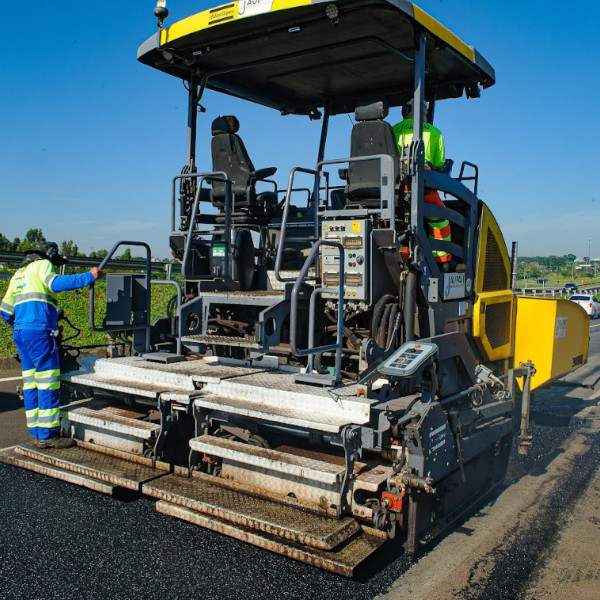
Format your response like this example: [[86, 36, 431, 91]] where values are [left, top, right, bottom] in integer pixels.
[[210, 115, 278, 222], [345, 99, 399, 207]]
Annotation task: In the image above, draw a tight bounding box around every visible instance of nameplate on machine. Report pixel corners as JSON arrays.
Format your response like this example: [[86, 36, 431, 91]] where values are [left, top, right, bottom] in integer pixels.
[[443, 273, 466, 300]]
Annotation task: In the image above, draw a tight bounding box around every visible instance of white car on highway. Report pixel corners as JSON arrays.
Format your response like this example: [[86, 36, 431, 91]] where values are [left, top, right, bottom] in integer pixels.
[[568, 294, 600, 318]]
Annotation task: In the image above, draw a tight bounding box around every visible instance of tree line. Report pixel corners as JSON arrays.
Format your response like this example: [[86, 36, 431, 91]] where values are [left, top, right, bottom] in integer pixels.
[[0, 228, 136, 261]]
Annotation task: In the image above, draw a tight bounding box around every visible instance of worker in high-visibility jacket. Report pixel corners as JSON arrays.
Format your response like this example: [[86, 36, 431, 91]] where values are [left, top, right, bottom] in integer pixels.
[[0, 242, 101, 448], [393, 100, 453, 268]]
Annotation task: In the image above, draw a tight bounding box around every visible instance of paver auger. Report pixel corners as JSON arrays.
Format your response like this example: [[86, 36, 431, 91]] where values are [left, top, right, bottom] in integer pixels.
[[0, 0, 589, 576]]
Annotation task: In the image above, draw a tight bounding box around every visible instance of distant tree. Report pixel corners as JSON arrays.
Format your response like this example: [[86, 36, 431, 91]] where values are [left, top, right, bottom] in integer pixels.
[[563, 253, 576, 262], [116, 248, 132, 261], [60, 240, 79, 257], [89, 249, 108, 259], [16, 228, 46, 252], [0, 232, 15, 251]]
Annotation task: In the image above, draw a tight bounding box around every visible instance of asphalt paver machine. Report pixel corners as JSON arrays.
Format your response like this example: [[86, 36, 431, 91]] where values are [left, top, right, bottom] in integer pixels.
[[0, 0, 590, 576]]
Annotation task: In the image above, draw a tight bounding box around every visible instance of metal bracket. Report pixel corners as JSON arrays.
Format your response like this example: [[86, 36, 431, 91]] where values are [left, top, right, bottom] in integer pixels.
[[339, 425, 362, 517], [153, 396, 171, 468]]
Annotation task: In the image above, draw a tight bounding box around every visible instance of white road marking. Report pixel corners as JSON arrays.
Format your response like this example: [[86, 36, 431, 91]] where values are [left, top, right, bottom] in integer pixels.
[[0, 376, 22, 383]]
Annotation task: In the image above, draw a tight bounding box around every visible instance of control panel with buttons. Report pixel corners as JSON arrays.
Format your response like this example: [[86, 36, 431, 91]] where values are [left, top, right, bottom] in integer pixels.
[[321, 219, 370, 300], [377, 341, 438, 377]]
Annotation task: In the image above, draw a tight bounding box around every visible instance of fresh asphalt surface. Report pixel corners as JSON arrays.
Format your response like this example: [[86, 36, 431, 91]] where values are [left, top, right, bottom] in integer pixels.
[[1, 326, 599, 600]]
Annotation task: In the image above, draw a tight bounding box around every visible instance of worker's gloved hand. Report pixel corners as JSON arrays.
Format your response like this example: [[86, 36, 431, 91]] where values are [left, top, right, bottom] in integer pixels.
[[90, 267, 102, 280]]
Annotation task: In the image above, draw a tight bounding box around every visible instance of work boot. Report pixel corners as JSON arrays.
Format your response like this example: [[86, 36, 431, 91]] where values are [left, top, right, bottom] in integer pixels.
[[35, 437, 76, 449]]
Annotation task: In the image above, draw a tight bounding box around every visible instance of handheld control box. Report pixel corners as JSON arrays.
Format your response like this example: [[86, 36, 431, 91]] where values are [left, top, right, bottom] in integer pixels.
[[378, 341, 438, 377]]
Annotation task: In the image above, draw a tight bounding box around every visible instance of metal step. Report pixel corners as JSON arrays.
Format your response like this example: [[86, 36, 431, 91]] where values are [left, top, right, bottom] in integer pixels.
[[63, 356, 278, 403], [62, 402, 161, 455], [1, 442, 169, 491], [0, 446, 117, 495], [180, 334, 261, 349], [190, 435, 345, 485], [142, 471, 359, 550], [199, 290, 285, 304], [155, 501, 386, 577], [195, 371, 372, 433], [63, 371, 200, 403]]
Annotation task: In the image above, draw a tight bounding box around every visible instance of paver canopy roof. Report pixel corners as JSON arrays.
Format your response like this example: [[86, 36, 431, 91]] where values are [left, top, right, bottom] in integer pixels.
[[138, 0, 495, 115]]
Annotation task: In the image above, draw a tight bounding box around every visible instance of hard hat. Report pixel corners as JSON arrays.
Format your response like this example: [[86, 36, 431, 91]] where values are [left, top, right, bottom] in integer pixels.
[[25, 241, 67, 266], [402, 97, 428, 119]]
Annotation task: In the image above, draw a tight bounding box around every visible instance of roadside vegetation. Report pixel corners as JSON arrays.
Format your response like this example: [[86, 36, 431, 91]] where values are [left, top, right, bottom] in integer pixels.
[[2, 229, 600, 357], [0, 281, 174, 358]]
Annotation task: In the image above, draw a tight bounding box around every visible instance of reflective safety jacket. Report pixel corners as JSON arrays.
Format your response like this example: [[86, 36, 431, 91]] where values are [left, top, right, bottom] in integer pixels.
[[392, 118, 445, 170], [0, 259, 95, 331]]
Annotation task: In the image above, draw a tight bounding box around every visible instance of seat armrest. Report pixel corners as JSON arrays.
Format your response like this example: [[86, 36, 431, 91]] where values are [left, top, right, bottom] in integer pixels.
[[254, 166, 277, 180]]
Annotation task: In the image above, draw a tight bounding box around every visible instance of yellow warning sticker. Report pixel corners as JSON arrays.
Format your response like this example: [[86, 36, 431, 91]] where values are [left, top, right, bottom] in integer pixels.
[[351, 221, 361, 233]]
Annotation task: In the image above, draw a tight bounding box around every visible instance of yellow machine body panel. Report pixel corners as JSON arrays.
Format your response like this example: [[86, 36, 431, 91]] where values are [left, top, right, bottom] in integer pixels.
[[472, 202, 514, 361], [513, 296, 589, 391], [473, 290, 515, 361]]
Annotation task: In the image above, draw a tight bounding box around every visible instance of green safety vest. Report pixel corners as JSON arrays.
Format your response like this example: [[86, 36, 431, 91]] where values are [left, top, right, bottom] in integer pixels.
[[392, 118, 445, 170], [1, 260, 59, 328]]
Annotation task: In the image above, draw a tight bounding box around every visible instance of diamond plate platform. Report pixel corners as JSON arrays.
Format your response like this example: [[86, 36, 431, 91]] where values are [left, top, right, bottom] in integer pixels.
[[143, 472, 360, 550], [1, 443, 168, 491], [62, 356, 374, 433], [155, 501, 386, 577], [0, 446, 117, 495]]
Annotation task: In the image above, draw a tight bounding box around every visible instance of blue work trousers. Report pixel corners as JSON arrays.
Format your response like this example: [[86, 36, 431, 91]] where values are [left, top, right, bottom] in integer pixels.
[[13, 330, 62, 440]]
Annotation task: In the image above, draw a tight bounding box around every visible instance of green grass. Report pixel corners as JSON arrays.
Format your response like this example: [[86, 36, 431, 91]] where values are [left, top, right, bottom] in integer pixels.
[[0, 280, 174, 357]]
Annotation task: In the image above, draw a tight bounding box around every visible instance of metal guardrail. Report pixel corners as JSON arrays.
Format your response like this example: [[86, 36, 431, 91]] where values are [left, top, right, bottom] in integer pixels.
[[516, 286, 600, 297], [0, 251, 181, 277]]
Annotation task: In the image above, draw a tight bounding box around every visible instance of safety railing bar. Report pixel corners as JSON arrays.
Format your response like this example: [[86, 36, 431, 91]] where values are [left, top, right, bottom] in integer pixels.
[[290, 240, 344, 382], [181, 172, 231, 281], [457, 161, 479, 196], [274, 166, 319, 283], [151, 279, 183, 355], [90, 240, 152, 352], [316, 154, 396, 223], [171, 171, 228, 230]]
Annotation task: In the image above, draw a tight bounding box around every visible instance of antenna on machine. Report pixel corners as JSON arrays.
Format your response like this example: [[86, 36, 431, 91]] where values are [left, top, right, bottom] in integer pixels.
[[154, 0, 168, 29]]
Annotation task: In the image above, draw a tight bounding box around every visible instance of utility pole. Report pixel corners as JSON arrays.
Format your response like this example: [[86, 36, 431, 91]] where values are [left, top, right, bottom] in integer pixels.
[[588, 238, 592, 263]]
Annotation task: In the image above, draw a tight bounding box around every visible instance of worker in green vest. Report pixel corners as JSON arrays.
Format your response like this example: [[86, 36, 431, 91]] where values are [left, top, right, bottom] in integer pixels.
[[393, 100, 453, 269], [1, 242, 101, 447]]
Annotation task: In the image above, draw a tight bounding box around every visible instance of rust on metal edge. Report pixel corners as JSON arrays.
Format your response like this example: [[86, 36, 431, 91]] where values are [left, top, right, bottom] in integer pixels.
[[155, 501, 383, 577], [144, 474, 360, 550], [0, 447, 116, 495]]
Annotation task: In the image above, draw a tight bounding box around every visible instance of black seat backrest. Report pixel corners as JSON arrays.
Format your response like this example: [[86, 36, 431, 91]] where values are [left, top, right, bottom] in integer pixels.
[[346, 99, 399, 203], [210, 115, 256, 208]]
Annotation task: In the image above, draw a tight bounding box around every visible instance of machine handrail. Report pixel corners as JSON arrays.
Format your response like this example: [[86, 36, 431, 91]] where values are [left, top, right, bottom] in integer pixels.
[[150, 279, 183, 355], [289, 240, 345, 382], [457, 161, 479, 196], [179, 172, 232, 281], [317, 154, 396, 223], [89, 240, 153, 352], [274, 166, 319, 283]]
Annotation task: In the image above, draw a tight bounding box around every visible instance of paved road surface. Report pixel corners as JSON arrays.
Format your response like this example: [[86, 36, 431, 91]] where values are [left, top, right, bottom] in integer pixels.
[[1, 325, 599, 600]]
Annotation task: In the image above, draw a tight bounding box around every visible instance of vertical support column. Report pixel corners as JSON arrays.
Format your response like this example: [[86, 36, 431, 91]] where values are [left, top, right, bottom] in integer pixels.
[[511, 241, 519, 291], [187, 79, 198, 169], [518, 362, 534, 455], [314, 109, 330, 254], [410, 31, 426, 228]]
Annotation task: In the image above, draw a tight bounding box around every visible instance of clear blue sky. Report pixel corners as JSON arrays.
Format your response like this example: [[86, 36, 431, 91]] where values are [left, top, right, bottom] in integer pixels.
[[1, 1, 599, 259]]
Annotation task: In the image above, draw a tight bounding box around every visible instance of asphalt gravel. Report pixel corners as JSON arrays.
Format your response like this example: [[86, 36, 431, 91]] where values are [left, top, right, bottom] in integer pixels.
[[1, 336, 596, 600], [0, 462, 413, 600], [0, 416, 574, 600]]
